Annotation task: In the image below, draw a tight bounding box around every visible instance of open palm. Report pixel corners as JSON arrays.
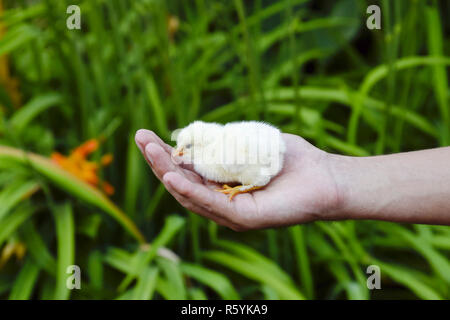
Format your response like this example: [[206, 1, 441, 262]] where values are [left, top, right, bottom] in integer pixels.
[[135, 129, 340, 231]]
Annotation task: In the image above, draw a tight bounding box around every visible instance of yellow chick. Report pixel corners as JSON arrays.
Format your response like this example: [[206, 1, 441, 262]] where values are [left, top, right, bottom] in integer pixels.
[[172, 121, 286, 200]]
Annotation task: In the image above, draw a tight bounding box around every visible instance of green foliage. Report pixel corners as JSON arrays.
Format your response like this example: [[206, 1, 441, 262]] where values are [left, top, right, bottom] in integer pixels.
[[0, 0, 449, 300]]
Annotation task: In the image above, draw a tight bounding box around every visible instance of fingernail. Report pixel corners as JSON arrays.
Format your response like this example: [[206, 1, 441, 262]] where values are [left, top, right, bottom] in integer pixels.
[[135, 130, 145, 144]]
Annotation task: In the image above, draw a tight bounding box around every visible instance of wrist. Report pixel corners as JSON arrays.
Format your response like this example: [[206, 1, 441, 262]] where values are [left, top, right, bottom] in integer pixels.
[[324, 152, 358, 221], [326, 153, 388, 221]]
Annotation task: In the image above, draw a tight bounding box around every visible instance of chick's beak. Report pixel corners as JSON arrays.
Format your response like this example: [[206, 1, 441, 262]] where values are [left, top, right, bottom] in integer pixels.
[[172, 146, 184, 157]]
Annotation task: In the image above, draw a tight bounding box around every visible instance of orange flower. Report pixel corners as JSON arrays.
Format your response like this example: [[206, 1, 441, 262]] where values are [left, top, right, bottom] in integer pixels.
[[100, 154, 113, 166], [73, 139, 99, 157], [51, 138, 115, 195]]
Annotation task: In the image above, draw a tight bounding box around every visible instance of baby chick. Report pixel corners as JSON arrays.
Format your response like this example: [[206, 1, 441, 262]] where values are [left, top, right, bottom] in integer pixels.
[[172, 121, 286, 200]]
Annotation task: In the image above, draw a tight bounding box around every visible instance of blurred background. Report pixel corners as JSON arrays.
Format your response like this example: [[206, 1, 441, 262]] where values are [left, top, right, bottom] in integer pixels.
[[0, 0, 449, 300]]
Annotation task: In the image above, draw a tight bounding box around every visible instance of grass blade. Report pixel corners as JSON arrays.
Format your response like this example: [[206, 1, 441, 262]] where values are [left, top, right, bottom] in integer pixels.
[[289, 226, 314, 299], [203, 250, 304, 300], [0, 204, 34, 247], [133, 267, 159, 300], [425, 5, 449, 145], [9, 93, 62, 133], [0, 179, 39, 222], [9, 258, 40, 300], [53, 203, 75, 300], [181, 262, 240, 300]]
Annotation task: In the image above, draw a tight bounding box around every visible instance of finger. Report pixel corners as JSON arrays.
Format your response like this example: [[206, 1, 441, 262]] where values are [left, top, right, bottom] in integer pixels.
[[178, 162, 195, 171], [163, 172, 239, 228], [146, 143, 202, 183], [145, 142, 177, 179], [162, 176, 234, 228], [136, 129, 198, 171], [136, 129, 203, 181], [163, 171, 235, 219], [135, 131, 160, 167], [135, 129, 173, 154], [203, 179, 223, 190]]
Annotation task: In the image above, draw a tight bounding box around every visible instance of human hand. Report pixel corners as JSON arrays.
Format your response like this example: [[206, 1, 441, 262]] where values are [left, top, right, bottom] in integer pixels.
[[135, 129, 343, 231]]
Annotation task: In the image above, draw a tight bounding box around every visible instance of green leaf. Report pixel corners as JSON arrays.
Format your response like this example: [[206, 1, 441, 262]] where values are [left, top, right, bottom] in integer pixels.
[[203, 250, 304, 300], [156, 258, 186, 299], [145, 74, 169, 139], [53, 203, 75, 300], [203, 85, 439, 139], [1, 3, 45, 27], [289, 226, 314, 299], [0, 179, 39, 222], [261, 285, 279, 300], [181, 263, 240, 300], [21, 220, 56, 275], [78, 213, 102, 239], [387, 225, 450, 284], [104, 247, 134, 274], [124, 134, 142, 217], [9, 93, 62, 133], [133, 267, 159, 300], [118, 215, 185, 291], [0, 24, 39, 55], [0, 204, 34, 248], [216, 240, 294, 284], [375, 260, 443, 300], [425, 6, 449, 145], [88, 250, 104, 291], [188, 288, 208, 300], [9, 258, 40, 300], [348, 56, 450, 144]]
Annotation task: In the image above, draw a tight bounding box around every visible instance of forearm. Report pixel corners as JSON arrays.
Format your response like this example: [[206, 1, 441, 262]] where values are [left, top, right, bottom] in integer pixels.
[[330, 147, 450, 225]]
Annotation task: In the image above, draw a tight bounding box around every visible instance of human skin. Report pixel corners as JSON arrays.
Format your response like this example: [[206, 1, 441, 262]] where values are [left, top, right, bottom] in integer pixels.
[[135, 129, 450, 231]]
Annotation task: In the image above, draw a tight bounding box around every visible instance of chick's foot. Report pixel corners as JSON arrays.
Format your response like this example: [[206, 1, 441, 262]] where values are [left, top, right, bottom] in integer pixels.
[[215, 184, 263, 201]]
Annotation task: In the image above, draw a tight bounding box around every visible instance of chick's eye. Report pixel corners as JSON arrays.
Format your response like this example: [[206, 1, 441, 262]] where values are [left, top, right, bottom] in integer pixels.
[[186, 144, 192, 149]]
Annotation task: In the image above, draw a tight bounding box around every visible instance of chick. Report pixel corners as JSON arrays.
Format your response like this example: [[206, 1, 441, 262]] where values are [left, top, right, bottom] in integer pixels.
[[172, 121, 286, 200]]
